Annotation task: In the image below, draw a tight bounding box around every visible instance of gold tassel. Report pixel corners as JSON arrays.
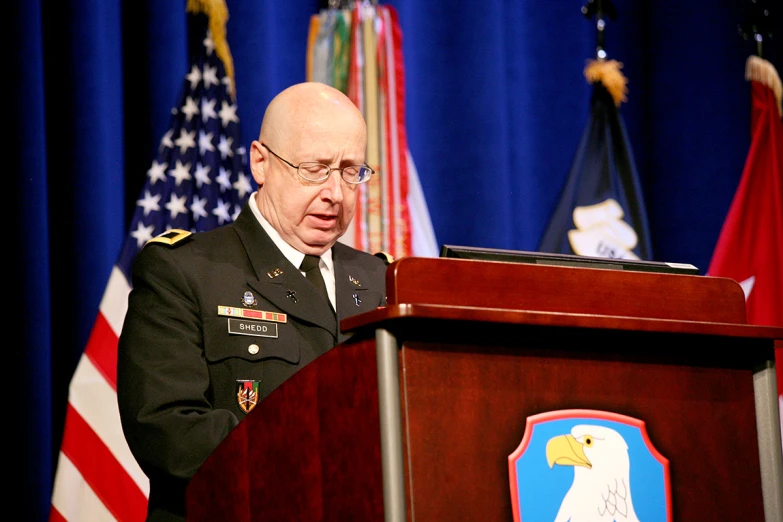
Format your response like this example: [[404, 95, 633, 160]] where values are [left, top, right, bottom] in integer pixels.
[[584, 59, 628, 107], [745, 55, 783, 117], [187, 0, 236, 99]]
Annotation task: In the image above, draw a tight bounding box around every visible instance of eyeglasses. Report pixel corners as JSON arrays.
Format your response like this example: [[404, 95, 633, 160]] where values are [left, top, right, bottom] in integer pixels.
[[261, 143, 374, 184]]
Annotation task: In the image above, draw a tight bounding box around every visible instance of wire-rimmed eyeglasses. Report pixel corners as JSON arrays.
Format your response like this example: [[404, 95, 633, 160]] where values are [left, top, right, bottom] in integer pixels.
[[261, 143, 374, 184]]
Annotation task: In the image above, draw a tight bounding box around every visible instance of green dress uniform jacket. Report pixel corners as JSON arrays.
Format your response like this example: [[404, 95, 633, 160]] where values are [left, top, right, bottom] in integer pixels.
[[117, 203, 388, 521]]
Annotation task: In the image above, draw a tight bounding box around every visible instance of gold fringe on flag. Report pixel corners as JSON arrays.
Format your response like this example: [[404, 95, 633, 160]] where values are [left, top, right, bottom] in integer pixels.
[[745, 55, 783, 117], [584, 59, 628, 107], [187, 0, 236, 99]]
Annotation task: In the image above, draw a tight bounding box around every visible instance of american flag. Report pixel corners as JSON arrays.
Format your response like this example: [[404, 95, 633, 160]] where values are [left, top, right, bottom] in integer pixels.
[[49, 6, 252, 521]]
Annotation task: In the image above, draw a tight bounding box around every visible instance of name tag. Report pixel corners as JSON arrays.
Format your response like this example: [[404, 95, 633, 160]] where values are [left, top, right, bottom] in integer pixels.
[[228, 319, 279, 338]]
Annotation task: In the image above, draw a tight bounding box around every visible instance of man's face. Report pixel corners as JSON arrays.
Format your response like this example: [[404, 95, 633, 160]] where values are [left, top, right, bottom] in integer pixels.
[[252, 108, 366, 255]]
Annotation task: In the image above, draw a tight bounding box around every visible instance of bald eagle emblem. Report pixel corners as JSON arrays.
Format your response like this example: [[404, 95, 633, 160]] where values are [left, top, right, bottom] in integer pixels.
[[508, 409, 671, 522]]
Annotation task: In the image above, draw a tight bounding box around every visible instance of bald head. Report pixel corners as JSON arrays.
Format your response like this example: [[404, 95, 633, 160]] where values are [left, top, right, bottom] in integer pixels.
[[259, 82, 366, 146], [248, 82, 369, 255]]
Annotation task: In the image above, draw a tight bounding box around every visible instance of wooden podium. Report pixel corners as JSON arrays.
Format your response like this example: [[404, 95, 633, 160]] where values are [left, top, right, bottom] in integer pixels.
[[186, 257, 783, 521]]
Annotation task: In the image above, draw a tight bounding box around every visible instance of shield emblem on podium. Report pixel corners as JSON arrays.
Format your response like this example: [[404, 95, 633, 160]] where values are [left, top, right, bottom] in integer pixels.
[[508, 409, 672, 522]]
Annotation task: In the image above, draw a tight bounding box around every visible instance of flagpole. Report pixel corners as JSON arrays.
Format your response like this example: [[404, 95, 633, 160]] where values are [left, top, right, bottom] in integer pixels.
[[738, 0, 773, 60], [581, 0, 617, 60]]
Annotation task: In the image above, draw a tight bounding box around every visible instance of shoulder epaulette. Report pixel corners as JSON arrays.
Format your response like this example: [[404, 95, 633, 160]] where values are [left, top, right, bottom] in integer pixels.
[[374, 251, 395, 265], [145, 229, 193, 248]]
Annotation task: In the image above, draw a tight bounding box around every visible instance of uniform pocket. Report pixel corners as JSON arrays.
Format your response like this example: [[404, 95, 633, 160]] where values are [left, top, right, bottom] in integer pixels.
[[204, 316, 301, 364]]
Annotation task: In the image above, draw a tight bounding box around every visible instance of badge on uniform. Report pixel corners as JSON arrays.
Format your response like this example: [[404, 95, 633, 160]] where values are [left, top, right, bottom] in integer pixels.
[[218, 306, 287, 323], [236, 380, 260, 413], [228, 319, 278, 338], [242, 291, 257, 307], [145, 229, 192, 248], [220, 305, 285, 338]]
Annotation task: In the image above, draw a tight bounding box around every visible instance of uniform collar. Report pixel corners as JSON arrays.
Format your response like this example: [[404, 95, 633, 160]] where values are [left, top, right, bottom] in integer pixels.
[[248, 191, 334, 274]]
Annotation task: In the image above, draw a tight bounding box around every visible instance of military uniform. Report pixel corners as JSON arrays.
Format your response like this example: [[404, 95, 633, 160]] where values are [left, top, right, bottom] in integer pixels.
[[117, 203, 387, 521]]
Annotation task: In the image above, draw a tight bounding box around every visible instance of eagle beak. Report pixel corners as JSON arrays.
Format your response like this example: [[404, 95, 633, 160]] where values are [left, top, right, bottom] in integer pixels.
[[546, 434, 592, 469]]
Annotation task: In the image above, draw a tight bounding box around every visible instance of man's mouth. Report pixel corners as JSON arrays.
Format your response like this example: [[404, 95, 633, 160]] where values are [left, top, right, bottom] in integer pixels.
[[308, 214, 338, 228]]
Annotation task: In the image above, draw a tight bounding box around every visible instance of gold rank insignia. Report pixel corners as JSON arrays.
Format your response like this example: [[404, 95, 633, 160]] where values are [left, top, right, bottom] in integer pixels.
[[145, 229, 192, 247], [374, 251, 394, 265]]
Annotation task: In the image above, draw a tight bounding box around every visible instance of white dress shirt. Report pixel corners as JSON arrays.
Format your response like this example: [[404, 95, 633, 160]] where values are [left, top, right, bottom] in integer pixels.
[[248, 192, 336, 309]]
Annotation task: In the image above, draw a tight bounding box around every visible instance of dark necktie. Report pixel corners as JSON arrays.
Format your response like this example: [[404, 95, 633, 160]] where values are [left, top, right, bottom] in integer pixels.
[[300, 254, 333, 311]]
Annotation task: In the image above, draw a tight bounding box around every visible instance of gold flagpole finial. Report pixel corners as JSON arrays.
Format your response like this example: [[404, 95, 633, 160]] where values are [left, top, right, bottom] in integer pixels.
[[745, 55, 783, 117], [584, 59, 628, 107]]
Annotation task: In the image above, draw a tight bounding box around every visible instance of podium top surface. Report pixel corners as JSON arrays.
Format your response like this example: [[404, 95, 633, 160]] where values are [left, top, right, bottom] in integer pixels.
[[439, 244, 700, 275], [342, 303, 783, 342], [342, 257, 783, 342]]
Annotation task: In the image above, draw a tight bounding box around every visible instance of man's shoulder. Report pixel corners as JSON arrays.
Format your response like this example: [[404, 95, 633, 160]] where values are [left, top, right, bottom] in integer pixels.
[[143, 223, 238, 250], [134, 224, 242, 272], [333, 242, 391, 267]]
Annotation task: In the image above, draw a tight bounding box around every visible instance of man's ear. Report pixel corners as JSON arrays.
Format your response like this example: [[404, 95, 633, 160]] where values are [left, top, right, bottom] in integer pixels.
[[249, 141, 266, 186]]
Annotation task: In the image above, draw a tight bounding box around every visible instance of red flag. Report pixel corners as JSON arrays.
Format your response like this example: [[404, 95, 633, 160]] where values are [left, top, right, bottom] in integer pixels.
[[707, 55, 783, 440]]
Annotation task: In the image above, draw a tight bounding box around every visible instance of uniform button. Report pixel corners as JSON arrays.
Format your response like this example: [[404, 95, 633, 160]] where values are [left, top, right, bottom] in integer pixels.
[[248, 344, 259, 355]]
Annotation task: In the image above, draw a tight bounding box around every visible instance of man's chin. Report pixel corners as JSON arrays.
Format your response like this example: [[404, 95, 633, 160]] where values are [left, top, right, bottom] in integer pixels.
[[299, 231, 341, 251]]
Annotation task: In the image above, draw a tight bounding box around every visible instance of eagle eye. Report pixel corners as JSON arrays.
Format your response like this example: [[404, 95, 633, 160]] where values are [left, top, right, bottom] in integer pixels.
[[584, 436, 593, 447]]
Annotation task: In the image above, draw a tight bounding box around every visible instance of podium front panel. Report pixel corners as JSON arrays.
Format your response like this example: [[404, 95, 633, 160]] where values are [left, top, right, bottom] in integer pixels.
[[398, 326, 766, 521], [186, 338, 385, 521]]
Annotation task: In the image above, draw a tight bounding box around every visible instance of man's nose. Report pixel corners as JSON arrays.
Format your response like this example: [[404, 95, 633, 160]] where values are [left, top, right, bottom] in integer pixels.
[[320, 169, 344, 202]]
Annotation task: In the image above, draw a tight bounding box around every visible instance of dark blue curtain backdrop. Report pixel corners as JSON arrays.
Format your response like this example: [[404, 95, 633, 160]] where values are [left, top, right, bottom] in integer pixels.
[[12, 0, 782, 518]]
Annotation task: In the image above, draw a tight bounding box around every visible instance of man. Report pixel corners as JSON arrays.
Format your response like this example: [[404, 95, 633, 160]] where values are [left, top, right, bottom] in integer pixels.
[[117, 82, 388, 521]]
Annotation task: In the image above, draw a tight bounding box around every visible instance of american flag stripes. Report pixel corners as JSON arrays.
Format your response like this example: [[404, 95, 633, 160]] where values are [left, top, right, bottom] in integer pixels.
[[49, 3, 251, 520]]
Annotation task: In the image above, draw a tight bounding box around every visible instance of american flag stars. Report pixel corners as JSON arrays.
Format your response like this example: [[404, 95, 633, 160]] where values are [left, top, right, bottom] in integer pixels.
[[119, 27, 252, 269]]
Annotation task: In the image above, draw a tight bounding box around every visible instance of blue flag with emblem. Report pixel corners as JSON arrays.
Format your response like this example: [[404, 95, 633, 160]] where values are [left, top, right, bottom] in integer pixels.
[[538, 59, 652, 261]]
